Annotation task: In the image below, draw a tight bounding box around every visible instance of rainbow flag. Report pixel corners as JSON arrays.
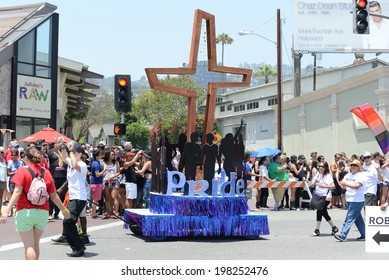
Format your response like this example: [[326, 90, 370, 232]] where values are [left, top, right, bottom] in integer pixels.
[[350, 103, 389, 154]]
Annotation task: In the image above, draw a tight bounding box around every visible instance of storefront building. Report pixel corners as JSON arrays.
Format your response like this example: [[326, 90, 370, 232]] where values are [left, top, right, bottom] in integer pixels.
[[0, 3, 103, 145]]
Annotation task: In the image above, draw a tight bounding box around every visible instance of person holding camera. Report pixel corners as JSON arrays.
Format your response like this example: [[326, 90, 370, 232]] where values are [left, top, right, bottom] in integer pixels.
[[60, 142, 88, 257]]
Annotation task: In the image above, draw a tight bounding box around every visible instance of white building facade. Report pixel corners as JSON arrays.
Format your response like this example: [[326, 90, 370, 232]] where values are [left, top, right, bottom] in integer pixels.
[[215, 59, 389, 160]]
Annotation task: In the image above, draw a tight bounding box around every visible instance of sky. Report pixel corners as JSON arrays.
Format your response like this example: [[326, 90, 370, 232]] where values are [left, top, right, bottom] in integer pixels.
[[2, 0, 388, 80]]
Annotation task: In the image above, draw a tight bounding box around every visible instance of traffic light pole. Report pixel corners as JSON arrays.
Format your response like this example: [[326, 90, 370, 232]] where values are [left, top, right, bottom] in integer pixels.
[[121, 112, 125, 144], [369, 13, 389, 20]]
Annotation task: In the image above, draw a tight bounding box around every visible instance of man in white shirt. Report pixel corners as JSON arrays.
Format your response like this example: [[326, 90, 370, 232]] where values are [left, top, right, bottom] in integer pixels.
[[362, 151, 382, 206], [363, 1, 389, 49], [63, 143, 88, 257]]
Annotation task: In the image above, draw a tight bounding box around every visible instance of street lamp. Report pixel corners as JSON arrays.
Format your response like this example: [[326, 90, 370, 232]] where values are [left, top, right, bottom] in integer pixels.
[[238, 9, 282, 151]]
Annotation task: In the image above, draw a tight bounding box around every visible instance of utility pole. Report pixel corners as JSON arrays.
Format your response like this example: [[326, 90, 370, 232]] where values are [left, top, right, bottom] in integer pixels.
[[276, 9, 282, 151]]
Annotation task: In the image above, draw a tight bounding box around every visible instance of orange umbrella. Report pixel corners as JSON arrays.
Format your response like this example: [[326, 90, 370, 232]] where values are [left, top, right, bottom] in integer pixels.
[[19, 127, 72, 143]]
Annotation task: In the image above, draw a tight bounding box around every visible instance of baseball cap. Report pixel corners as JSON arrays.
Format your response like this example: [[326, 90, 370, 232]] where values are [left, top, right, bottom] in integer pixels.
[[125, 152, 135, 158], [10, 141, 19, 149], [363, 151, 372, 158]]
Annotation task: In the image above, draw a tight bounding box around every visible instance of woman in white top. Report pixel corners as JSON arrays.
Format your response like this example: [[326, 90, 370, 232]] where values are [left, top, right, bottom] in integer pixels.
[[310, 161, 338, 237], [258, 157, 275, 209], [334, 159, 365, 242], [102, 150, 121, 219]]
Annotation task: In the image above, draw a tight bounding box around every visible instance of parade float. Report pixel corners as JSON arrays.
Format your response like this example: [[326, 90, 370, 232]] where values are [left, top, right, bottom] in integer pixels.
[[124, 171, 269, 241], [123, 9, 269, 241]]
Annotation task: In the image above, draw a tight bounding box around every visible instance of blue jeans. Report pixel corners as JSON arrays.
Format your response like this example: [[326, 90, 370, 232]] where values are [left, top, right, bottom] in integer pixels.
[[143, 178, 152, 208], [339, 201, 365, 239]]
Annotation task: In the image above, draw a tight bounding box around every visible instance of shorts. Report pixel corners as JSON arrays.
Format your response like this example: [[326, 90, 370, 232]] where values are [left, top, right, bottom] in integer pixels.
[[0, 181, 6, 190], [8, 182, 15, 192], [15, 208, 49, 232], [90, 184, 103, 201], [80, 205, 87, 217], [125, 182, 137, 199], [103, 179, 119, 189]]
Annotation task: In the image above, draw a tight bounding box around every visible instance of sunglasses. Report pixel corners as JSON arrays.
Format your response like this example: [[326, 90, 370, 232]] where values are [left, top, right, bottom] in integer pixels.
[[363, 156, 371, 159], [350, 164, 358, 167], [318, 165, 324, 167], [0, 151, 4, 154]]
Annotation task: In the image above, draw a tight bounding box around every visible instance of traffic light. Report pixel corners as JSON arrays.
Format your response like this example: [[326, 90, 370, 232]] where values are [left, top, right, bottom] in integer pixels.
[[114, 123, 126, 136], [354, 0, 369, 34], [114, 74, 131, 112]]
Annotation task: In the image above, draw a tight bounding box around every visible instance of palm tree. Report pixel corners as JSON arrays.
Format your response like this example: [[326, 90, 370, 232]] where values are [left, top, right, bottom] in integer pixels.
[[254, 64, 277, 84], [216, 33, 234, 66]]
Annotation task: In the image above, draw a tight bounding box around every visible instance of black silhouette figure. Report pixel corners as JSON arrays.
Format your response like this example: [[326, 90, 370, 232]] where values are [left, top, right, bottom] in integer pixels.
[[201, 133, 220, 195], [218, 119, 244, 179], [162, 136, 175, 171], [179, 131, 201, 195], [233, 133, 245, 180]]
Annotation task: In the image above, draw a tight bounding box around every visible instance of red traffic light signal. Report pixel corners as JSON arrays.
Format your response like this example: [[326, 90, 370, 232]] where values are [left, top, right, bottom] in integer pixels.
[[114, 75, 131, 112], [114, 123, 126, 136], [357, 0, 367, 9], [354, 0, 369, 34], [119, 78, 128, 87]]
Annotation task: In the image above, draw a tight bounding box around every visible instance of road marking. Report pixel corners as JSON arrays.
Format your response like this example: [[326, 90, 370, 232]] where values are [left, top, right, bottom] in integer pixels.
[[0, 221, 123, 252]]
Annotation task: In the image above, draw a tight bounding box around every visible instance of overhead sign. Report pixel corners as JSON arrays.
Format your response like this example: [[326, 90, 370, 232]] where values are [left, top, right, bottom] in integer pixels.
[[366, 206, 389, 252], [293, 0, 389, 53], [16, 75, 51, 119]]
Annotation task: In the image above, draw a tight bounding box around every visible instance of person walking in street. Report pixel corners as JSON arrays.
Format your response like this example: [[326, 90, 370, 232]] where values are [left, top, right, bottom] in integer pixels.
[[309, 161, 338, 237], [0, 146, 70, 260], [334, 159, 366, 242], [62, 143, 88, 257]]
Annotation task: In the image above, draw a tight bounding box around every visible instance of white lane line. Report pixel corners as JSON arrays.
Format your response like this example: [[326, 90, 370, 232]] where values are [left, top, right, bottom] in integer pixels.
[[0, 221, 123, 252]]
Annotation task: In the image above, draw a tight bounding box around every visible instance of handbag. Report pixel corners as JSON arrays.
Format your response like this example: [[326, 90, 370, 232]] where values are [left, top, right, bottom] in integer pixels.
[[310, 188, 330, 210]]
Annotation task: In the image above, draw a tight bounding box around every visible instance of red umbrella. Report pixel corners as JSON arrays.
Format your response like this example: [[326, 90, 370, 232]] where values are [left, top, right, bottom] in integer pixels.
[[19, 127, 72, 143]]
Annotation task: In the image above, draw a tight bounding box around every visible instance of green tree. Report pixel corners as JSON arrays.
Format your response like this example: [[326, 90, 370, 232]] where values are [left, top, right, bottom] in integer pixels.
[[124, 122, 150, 149], [132, 75, 206, 126], [70, 88, 117, 143], [216, 33, 234, 66], [254, 64, 277, 84]]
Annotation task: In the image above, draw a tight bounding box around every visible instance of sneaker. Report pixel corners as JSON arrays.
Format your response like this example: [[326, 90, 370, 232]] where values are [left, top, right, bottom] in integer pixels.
[[255, 201, 261, 209], [356, 236, 365, 241], [81, 235, 90, 245], [290, 205, 296, 210], [310, 229, 320, 237], [52, 235, 68, 243], [331, 226, 339, 235], [334, 234, 346, 242]]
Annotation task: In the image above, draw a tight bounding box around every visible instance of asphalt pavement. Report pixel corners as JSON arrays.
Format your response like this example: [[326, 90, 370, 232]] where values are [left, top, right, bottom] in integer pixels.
[[1, 194, 388, 261]]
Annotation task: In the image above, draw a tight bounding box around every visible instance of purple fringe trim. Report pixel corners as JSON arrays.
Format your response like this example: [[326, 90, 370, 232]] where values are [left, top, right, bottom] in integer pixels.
[[124, 210, 269, 237], [150, 193, 249, 217]]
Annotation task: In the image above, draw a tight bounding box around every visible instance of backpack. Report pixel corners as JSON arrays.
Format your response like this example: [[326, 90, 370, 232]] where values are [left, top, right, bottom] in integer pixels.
[[25, 166, 49, 205]]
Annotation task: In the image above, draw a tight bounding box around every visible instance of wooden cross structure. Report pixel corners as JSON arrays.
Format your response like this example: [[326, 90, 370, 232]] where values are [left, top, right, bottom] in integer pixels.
[[145, 9, 252, 142]]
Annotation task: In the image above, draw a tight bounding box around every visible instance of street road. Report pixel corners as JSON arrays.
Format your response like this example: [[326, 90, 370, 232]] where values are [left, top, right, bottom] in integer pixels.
[[1, 196, 388, 260]]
